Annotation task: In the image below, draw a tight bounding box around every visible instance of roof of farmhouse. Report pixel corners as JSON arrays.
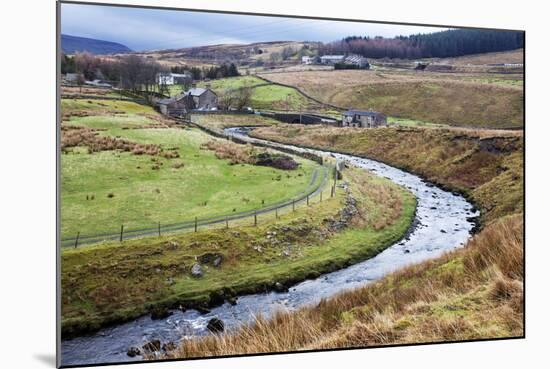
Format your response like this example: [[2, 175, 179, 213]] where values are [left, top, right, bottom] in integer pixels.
[[343, 109, 385, 117], [321, 55, 345, 59], [186, 87, 208, 96]]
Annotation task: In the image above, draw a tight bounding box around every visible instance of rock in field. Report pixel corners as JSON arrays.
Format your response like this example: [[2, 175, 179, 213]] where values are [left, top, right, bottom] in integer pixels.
[[206, 318, 225, 333], [191, 263, 203, 278]]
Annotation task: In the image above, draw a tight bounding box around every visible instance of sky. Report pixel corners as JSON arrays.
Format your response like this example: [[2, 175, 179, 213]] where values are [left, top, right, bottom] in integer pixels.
[[61, 3, 448, 51]]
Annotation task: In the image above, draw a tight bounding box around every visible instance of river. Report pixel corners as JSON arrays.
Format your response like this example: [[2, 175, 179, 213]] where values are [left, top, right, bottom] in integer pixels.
[[61, 127, 478, 366]]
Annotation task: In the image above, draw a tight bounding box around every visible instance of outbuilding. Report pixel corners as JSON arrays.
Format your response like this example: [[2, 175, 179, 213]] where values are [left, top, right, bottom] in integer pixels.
[[342, 110, 387, 128]]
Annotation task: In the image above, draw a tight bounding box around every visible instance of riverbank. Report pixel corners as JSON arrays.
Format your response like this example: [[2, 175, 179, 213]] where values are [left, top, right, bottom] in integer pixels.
[[170, 213, 523, 358], [249, 124, 523, 225], [164, 126, 523, 359], [61, 165, 416, 338]]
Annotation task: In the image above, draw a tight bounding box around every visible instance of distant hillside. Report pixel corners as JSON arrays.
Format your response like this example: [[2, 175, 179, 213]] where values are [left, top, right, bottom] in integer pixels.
[[61, 34, 132, 55]]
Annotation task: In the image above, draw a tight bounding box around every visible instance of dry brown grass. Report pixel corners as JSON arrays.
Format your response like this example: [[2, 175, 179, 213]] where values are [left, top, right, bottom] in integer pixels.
[[260, 69, 523, 128], [61, 125, 179, 159], [201, 140, 257, 165], [166, 214, 523, 359]]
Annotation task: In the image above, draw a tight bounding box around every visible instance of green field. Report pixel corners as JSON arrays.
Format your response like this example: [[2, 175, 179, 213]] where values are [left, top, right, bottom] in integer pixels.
[[197, 76, 325, 111], [197, 75, 266, 91], [61, 99, 321, 239], [61, 166, 416, 336]]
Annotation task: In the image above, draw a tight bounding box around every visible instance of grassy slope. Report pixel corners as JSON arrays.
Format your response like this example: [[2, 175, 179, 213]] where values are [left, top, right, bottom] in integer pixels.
[[61, 167, 416, 336], [172, 213, 522, 358], [261, 70, 524, 128], [167, 123, 524, 358], [198, 76, 325, 111], [251, 125, 524, 224], [61, 99, 319, 238]]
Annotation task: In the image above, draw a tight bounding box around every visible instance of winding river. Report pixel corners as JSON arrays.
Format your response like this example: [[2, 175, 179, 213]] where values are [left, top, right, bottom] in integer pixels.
[[61, 127, 478, 366]]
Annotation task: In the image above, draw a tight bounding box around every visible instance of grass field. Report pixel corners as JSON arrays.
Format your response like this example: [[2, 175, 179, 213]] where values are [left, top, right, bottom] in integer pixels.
[[61, 99, 321, 239], [61, 166, 416, 336], [260, 69, 524, 128], [197, 75, 327, 111]]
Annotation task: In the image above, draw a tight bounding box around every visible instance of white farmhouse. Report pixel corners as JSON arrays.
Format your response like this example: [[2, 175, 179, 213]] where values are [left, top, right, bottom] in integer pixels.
[[302, 56, 314, 64], [156, 72, 192, 85]]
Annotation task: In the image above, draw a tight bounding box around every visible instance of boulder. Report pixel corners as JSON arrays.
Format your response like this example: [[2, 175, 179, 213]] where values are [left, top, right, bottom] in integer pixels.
[[127, 347, 141, 357], [274, 282, 287, 292], [207, 318, 225, 333], [191, 263, 203, 278]]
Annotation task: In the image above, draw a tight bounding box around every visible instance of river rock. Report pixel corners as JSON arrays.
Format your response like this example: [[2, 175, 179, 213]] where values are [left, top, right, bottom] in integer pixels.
[[207, 318, 225, 333], [150, 307, 173, 320], [274, 282, 287, 292], [142, 340, 161, 352], [191, 263, 203, 278], [209, 290, 225, 306], [127, 346, 141, 357]]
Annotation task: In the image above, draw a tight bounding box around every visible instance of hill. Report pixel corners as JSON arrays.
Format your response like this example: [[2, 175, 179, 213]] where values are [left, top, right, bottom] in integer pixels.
[[61, 34, 132, 54]]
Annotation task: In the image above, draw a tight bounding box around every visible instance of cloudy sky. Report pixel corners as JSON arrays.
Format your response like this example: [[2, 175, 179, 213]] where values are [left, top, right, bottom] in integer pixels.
[[61, 3, 448, 51]]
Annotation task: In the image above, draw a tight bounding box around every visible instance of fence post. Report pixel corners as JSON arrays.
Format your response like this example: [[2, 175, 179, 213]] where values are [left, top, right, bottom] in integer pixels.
[[275, 208, 278, 219], [74, 231, 80, 249], [307, 195, 309, 206], [331, 185, 335, 197], [320, 191, 323, 202], [254, 211, 257, 226], [292, 199, 295, 212], [195, 217, 198, 232], [226, 217, 229, 229], [120, 225, 124, 242]]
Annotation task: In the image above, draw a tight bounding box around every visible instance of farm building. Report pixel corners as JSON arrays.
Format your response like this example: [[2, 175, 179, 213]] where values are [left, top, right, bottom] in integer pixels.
[[320, 55, 345, 65], [185, 87, 218, 110], [301, 56, 314, 64], [156, 87, 218, 116], [344, 54, 370, 68], [342, 110, 387, 128], [156, 72, 192, 85]]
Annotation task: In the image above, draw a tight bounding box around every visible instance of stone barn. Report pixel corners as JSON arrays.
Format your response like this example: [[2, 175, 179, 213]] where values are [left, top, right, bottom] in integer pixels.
[[342, 110, 387, 128], [185, 87, 218, 110], [156, 87, 218, 116]]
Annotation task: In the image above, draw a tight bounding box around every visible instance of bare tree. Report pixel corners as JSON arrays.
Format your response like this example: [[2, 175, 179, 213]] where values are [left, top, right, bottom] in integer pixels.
[[234, 86, 252, 110], [218, 89, 236, 110]]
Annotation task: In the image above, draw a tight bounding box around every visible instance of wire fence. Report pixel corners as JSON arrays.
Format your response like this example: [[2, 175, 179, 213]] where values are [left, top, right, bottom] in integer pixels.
[[61, 164, 337, 248]]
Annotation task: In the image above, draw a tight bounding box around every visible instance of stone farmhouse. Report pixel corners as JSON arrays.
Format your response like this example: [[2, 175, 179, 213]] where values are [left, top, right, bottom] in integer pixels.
[[342, 110, 387, 128], [157, 87, 218, 116]]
